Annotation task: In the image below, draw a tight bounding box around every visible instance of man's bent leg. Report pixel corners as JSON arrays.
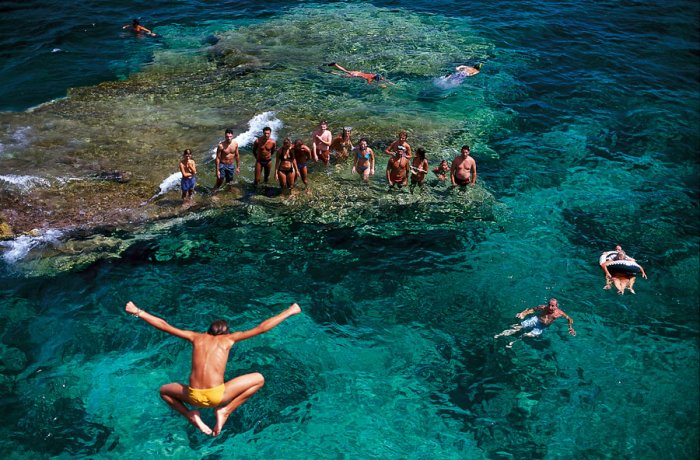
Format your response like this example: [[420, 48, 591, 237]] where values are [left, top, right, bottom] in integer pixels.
[[160, 383, 213, 435], [494, 324, 522, 339], [213, 373, 265, 436]]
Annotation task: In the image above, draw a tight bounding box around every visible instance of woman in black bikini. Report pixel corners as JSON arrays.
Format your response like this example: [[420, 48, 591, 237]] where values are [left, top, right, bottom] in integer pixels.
[[275, 138, 298, 194]]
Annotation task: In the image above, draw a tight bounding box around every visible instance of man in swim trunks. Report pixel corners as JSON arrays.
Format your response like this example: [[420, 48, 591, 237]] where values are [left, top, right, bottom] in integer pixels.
[[292, 139, 312, 189], [450, 145, 477, 187], [494, 298, 576, 348], [326, 62, 393, 86], [122, 19, 157, 37], [124, 301, 301, 436], [214, 129, 240, 191], [312, 120, 332, 165], [179, 149, 197, 203], [386, 146, 410, 189], [252, 126, 276, 186], [384, 130, 412, 158]]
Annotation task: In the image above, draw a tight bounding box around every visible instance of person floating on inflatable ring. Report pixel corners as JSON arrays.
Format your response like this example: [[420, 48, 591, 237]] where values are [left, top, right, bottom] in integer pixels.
[[599, 245, 647, 295]]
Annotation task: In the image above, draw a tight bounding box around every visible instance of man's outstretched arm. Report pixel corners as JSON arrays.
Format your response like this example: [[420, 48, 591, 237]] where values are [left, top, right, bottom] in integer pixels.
[[231, 303, 301, 343], [125, 301, 196, 341]]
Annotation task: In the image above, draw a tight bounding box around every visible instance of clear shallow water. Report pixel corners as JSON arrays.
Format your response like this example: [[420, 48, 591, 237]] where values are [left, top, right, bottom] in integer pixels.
[[0, 1, 698, 458]]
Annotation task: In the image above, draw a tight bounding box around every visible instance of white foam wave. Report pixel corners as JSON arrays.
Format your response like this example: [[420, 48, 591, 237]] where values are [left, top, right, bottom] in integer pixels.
[[0, 126, 32, 154], [155, 171, 183, 196], [0, 229, 64, 263], [433, 74, 466, 90], [0, 174, 51, 191], [211, 111, 284, 159]]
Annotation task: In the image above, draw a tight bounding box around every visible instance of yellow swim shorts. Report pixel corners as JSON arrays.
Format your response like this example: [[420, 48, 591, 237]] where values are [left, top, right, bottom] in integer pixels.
[[188, 383, 226, 408]]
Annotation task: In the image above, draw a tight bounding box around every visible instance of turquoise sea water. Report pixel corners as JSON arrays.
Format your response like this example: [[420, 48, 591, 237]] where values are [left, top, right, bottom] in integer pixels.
[[1, 1, 698, 458]]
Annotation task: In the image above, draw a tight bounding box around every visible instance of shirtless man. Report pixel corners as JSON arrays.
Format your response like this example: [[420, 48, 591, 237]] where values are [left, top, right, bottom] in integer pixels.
[[214, 129, 240, 191], [384, 131, 412, 158], [124, 301, 301, 436], [311, 120, 332, 165], [179, 149, 197, 202], [450, 145, 477, 187], [386, 146, 410, 188], [122, 19, 157, 36], [494, 298, 576, 348], [252, 127, 276, 186], [292, 139, 313, 189]]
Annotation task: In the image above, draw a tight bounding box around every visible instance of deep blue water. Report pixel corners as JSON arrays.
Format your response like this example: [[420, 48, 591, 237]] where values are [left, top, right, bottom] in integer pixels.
[[0, 1, 698, 458]]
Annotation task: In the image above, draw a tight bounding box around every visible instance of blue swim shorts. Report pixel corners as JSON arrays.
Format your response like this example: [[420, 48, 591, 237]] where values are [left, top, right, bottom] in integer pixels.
[[219, 163, 235, 182], [520, 316, 547, 336], [181, 176, 196, 191]]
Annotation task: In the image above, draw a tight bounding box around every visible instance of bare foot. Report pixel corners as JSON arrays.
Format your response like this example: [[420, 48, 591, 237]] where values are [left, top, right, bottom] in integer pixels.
[[629, 288, 635, 294], [617, 290, 624, 295], [188, 410, 213, 435], [213, 407, 232, 436], [506, 341, 515, 349], [603, 285, 611, 290]]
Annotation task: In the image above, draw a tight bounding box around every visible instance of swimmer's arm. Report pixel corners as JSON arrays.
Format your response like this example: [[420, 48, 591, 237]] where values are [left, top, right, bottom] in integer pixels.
[[560, 310, 576, 336], [234, 145, 240, 171], [229, 303, 301, 343], [385, 161, 393, 185], [189, 160, 197, 175], [470, 161, 477, 185], [179, 161, 187, 176], [125, 301, 196, 341], [449, 161, 457, 186], [369, 149, 375, 173], [639, 265, 647, 279], [516, 306, 541, 319]]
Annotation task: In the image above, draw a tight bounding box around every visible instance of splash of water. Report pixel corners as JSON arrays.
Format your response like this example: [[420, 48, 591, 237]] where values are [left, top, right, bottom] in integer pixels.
[[0, 229, 63, 263], [210, 111, 284, 159], [0, 174, 50, 191]]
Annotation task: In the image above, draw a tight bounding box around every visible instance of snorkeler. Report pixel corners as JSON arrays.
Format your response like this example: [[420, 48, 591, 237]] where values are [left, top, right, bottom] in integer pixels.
[[384, 130, 412, 158], [124, 301, 301, 436], [436, 63, 482, 88], [494, 298, 576, 348], [326, 63, 394, 86], [122, 19, 157, 37], [386, 146, 410, 189]]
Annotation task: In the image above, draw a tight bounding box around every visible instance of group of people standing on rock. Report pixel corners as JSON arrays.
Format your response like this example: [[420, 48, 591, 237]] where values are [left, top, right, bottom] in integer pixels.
[[177, 121, 478, 202]]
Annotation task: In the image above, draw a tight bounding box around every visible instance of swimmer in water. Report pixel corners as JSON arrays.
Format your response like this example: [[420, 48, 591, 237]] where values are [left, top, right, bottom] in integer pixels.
[[122, 19, 157, 37], [326, 63, 394, 86], [438, 63, 482, 87]]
